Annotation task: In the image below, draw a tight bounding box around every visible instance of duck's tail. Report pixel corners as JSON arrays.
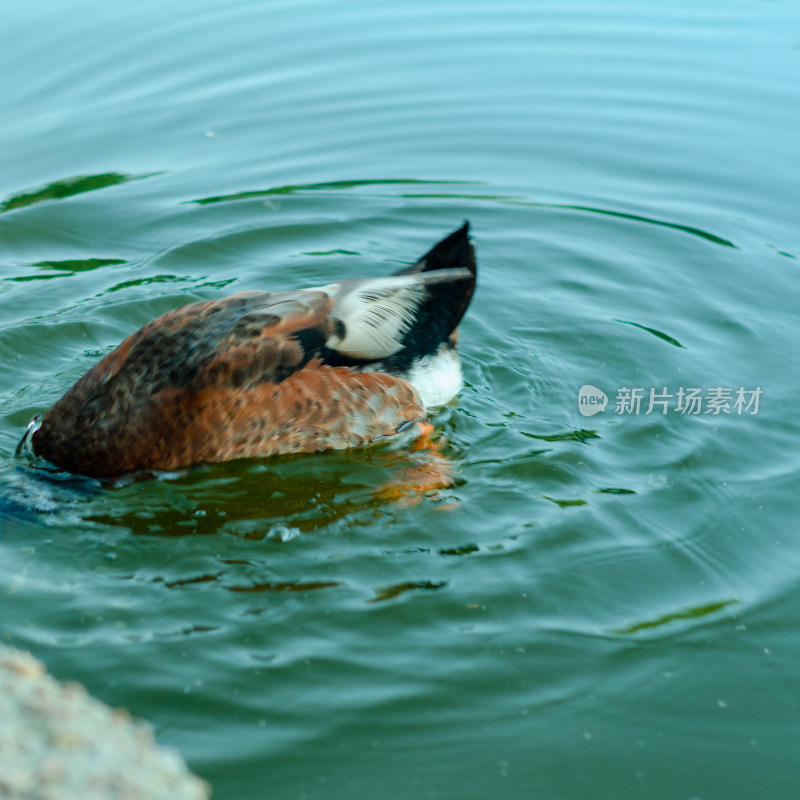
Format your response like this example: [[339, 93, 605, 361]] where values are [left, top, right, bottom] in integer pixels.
[[323, 223, 476, 366], [391, 221, 476, 353]]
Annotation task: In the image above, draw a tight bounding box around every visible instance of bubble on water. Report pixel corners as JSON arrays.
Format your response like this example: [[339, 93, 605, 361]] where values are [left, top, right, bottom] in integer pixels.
[[266, 525, 301, 542]]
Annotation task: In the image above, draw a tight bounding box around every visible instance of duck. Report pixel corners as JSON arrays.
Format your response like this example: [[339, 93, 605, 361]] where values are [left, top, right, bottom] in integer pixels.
[[22, 223, 476, 479]]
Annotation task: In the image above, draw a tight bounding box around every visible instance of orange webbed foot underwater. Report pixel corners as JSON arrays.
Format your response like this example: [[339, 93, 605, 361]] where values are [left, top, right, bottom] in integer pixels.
[[23, 224, 477, 479]]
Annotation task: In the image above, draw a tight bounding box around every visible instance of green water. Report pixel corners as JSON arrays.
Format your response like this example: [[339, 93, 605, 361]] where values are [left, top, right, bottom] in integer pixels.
[[2, 1, 800, 797]]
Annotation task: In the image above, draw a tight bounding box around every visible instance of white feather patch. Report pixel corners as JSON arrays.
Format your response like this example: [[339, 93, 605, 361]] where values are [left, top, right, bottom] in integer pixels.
[[403, 344, 464, 408], [331, 277, 422, 358], [329, 269, 471, 360]]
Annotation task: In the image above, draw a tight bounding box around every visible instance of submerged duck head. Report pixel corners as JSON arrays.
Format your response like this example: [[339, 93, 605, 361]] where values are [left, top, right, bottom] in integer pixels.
[[23, 223, 476, 479]]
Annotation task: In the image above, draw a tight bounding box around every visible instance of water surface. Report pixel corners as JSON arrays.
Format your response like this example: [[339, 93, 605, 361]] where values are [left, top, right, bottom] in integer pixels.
[[2, 1, 800, 798]]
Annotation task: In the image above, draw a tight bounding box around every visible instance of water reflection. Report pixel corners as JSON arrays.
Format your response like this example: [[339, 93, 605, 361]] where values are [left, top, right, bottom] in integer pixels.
[[0, 172, 159, 214], [191, 178, 476, 205], [9, 432, 457, 538], [3, 258, 126, 283], [367, 580, 448, 604], [612, 598, 739, 635], [614, 319, 685, 348]]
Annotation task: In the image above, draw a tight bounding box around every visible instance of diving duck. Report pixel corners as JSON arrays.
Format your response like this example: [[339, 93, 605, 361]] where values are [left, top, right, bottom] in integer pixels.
[[23, 223, 476, 479]]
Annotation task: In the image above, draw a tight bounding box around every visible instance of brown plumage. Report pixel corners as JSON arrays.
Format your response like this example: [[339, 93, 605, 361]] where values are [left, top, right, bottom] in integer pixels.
[[25, 224, 476, 479]]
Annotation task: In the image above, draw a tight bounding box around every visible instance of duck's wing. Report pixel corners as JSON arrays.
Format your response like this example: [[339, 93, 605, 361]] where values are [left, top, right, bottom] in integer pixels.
[[84, 288, 337, 395]]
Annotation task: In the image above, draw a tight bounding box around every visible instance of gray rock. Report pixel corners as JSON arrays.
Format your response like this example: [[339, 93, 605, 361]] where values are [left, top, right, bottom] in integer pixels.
[[0, 646, 210, 800]]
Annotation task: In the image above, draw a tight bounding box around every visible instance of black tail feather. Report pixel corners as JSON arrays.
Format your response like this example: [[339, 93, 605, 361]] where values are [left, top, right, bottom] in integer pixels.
[[394, 222, 475, 279], [391, 222, 476, 365]]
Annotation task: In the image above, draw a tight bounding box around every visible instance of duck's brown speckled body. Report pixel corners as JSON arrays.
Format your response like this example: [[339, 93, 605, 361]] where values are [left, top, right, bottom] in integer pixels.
[[27, 224, 476, 479]]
